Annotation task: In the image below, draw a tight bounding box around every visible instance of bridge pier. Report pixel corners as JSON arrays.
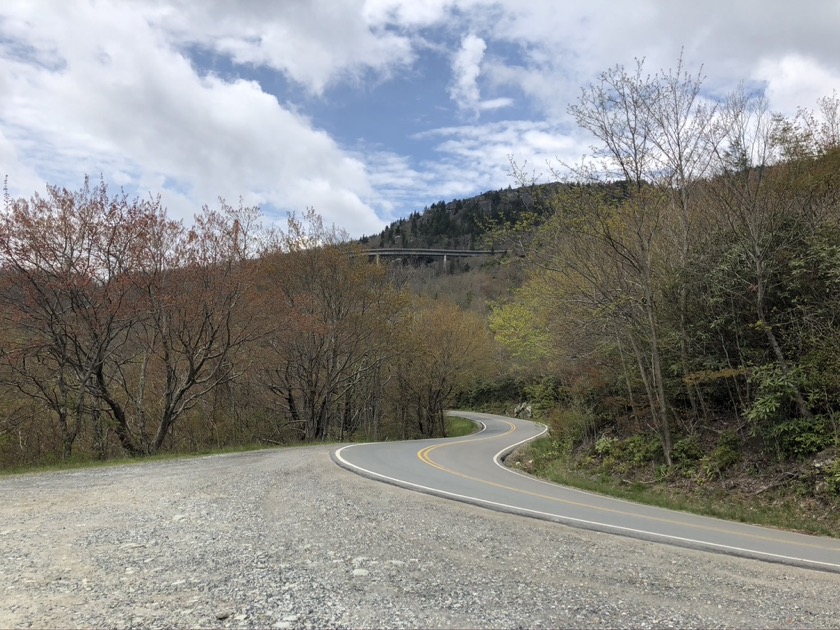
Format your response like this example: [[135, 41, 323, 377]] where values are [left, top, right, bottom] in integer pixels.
[[362, 248, 505, 264]]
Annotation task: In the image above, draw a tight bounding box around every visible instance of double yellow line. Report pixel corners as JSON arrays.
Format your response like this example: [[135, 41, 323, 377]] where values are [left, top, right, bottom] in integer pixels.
[[417, 419, 516, 472], [414, 419, 839, 553]]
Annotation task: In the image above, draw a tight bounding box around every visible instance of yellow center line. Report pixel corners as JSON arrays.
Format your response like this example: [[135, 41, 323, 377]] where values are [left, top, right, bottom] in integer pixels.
[[416, 421, 840, 552]]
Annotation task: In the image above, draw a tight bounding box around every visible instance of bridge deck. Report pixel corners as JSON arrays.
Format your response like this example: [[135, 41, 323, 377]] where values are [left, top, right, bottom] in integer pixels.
[[363, 248, 504, 258]]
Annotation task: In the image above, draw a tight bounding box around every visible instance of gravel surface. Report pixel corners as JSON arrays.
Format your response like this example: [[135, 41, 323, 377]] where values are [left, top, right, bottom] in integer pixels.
[[1, 446, 838, 629]]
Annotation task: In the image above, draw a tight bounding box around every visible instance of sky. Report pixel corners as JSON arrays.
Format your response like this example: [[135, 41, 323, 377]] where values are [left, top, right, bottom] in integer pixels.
[[2, 1, 840, 237]]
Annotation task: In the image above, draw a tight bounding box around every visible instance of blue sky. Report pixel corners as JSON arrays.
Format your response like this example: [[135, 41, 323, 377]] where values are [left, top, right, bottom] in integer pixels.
[[2, 1, 840, 237]]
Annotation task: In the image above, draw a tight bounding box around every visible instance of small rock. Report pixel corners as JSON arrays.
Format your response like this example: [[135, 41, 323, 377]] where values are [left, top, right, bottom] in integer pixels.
[[352, 568, 369, 577], [215, 610, 232, 620], [173, 514, 188, 522], [273, 623, 292, 630]]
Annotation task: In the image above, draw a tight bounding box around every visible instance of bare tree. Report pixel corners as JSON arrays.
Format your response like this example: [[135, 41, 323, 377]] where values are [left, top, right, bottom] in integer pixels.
[[516, 56, 723, 464], [263, 210, 401, 442], [93, 200, 266, 454], [391, 299, 494, 439], [0, 179, 267, 457], [0, 178, 165, 457]]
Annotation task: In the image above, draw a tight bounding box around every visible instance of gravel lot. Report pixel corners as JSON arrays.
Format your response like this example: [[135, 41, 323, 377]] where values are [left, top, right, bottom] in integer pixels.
[[1, 445, 838, 629]]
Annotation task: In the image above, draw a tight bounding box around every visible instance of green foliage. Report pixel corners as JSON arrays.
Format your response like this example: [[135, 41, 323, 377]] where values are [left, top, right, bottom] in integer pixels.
[[496, 79, 840, 534], [825, 459, 840, 495], [364, 184, 561, 250], [746, 363, 806, 425], [527, 438, 567, 470], [488, 302, 551, 363], [699, 430, 740, 480], [594, 435, 617, 456], [624, 434, 663, 465], [592, 433, 662, 473], [523, 376, 564, 413], [453, 376, 524, 409], [444, 416, 479, 437], [672, 435, 704, 464], [548, 405, 601, 455], [517, 438, 840, 537], [765, 415, 835, 460]]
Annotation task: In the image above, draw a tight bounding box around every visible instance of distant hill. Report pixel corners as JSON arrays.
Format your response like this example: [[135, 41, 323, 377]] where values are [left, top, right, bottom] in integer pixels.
[[360, 182, 565, 250]]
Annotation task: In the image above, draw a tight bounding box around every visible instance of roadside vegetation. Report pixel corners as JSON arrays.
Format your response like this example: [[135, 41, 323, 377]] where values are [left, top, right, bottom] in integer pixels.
[[0, 184, 496, 469], [444, 415, 480, 437], [3, 55, 840, 541], [489, 58, 840, 536], [507, 433, 840, 537], [0, 441, 281, 477]]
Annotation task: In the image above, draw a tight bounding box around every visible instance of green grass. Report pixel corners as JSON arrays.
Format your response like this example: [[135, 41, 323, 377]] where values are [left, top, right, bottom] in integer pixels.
[[3, 419, 482, 477], [516, 437, 840, 538], [0, 441, 305, 477], [445, 415, 480, 437]]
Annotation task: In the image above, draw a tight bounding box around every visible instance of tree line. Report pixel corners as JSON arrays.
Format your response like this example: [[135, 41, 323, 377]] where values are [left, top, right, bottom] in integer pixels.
[[369, 186, 544, 250], [0, 181, 494, 468]]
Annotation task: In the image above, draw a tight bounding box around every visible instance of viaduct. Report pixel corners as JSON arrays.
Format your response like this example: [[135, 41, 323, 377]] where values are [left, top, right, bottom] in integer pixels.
[[363, 248, 506, 264]]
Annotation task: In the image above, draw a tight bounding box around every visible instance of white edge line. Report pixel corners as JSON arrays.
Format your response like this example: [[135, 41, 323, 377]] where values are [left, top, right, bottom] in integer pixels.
[[332, 417, 840, 573], [493, 419, 840, 545]]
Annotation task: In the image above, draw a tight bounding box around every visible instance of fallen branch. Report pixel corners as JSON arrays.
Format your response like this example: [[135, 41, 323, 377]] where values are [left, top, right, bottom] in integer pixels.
[[752, 471, 798, 496]]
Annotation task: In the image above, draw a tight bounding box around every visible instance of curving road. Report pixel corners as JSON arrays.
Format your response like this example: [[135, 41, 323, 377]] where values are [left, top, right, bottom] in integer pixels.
[[333, 411, 840, 574]]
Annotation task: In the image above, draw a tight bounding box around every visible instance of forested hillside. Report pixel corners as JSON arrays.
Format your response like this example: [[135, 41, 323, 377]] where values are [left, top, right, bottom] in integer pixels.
[[490, 61, 840, 530], [362, 183, 561, 250], [0, 184, 496, 468], [3, 57, 840, 535]]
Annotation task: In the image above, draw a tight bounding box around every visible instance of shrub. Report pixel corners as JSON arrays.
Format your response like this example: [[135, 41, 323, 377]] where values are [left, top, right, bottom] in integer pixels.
[[825, 459, 840, 495], [594, 435, 617, 456], [765, 415, 835, 460], [523, 376, 564, 414], [548, 405, 602, 455], [746, 363, 804, 425], [623, 434, 662, 466], [699, 430, 740, 480], [672, 435, 703, 464], [591, 433, 661, 474]]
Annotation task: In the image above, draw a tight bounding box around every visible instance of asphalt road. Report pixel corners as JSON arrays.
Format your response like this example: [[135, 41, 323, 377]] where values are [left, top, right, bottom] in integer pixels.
[[333, 411, 840, 574]]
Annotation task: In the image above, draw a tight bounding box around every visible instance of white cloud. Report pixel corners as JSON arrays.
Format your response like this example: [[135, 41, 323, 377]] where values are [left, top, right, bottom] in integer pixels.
[[363, 0, 458, 28], [0, 0, 386, 235], [153, 0, 416, 95], [4, 0, 840, 238], [355, 150, 439, 222], [449, 33, 486, 113], [478, 97, 515, 112], [448, 33, 513, 116], [414, 120, 589, 198], [754, 55, 840, 115], [471, 0, 840, 119], [350, 121, 587, 217]]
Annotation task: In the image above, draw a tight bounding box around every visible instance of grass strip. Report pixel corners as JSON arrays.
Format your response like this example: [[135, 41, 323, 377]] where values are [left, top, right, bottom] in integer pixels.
[[514, 438, 839, 538], [445, 415, 480, 437]]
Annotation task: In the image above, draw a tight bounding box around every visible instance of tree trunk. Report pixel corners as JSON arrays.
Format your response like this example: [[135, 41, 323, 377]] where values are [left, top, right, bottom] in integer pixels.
[[95, 366, 143, 457], [756, 276, 813, 420]]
